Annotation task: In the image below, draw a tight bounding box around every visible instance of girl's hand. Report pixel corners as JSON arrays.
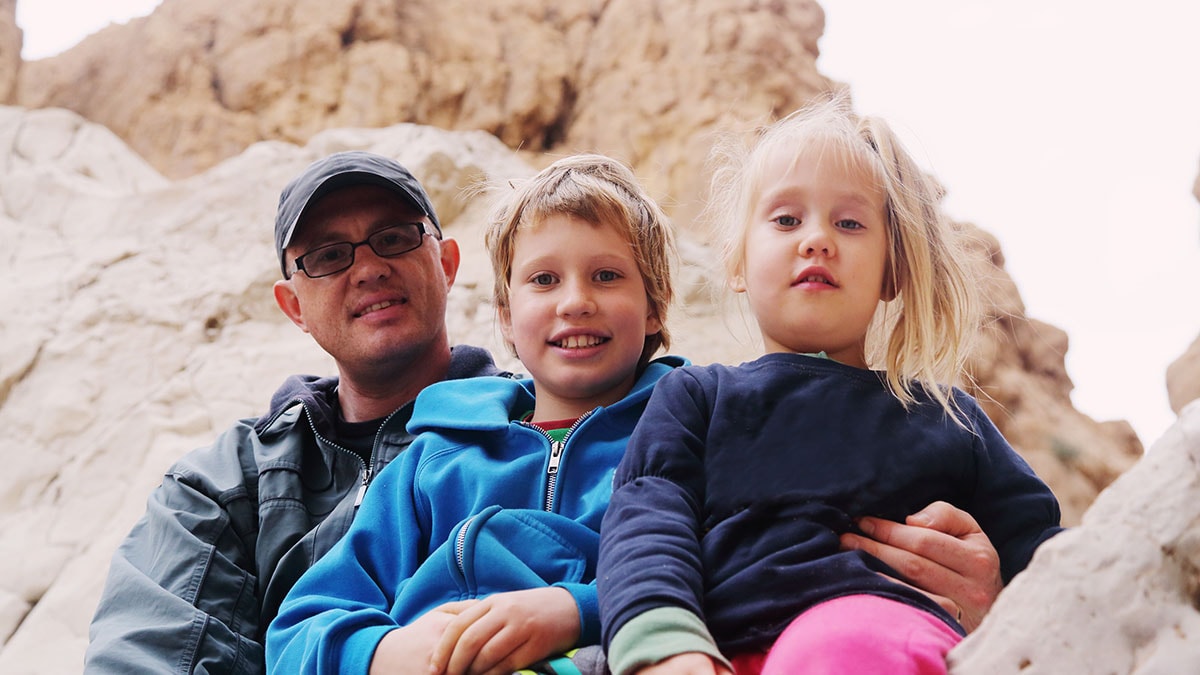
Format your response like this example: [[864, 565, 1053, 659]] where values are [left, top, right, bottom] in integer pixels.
[[839, 501, 1003, 632], [636, 652, 733, 675]]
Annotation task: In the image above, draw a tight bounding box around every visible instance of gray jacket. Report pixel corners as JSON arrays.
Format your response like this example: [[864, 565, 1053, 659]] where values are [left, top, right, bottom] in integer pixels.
[[84, 346, 506, 674]]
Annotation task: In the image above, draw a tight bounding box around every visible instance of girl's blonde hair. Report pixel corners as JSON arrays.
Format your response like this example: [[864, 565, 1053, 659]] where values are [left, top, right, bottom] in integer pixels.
[[707, 97, 981, 421], [485, 154, 676, 367]]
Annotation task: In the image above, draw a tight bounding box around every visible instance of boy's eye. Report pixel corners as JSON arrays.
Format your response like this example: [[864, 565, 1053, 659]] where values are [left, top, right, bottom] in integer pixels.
[[531, 273, 557, 286], [595, 269, 621, 283], [773, 215, 800, 228], [836, 219, 864, 231]]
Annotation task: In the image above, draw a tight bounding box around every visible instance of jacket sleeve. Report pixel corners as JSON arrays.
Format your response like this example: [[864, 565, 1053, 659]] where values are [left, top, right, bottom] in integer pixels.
[[598, 369, 715, 669], [84, 427, 265, 674], [961, 394, 1064, 582], [266, 442, 426, 675]]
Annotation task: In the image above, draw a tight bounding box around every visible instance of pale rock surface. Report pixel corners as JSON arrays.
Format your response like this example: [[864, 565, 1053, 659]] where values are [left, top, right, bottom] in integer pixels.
[[948, 400, 1200, 674]]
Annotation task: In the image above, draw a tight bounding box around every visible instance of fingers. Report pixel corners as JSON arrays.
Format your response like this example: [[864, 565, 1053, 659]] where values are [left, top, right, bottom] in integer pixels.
[[904, 500, 983, 538]]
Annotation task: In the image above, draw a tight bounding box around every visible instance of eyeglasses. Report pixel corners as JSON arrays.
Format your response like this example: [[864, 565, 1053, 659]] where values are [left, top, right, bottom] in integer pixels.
[[290, 223, 432, 279]]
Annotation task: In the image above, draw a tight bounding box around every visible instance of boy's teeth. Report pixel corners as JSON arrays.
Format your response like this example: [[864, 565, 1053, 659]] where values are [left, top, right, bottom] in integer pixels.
[[559, 335, 602, 348]]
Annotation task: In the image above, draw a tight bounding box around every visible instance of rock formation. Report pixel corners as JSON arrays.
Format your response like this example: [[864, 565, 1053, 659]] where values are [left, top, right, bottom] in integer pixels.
[[14, 0, 831, 229], [948, 401, 1200, 674]]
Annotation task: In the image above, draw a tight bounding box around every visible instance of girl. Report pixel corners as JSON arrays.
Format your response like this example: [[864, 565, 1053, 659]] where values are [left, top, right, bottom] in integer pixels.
[[596, 99, 1062, 675]]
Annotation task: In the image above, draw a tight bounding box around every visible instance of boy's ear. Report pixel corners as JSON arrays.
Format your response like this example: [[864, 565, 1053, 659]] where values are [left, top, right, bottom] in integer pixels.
[[498, 304, 515, 345]]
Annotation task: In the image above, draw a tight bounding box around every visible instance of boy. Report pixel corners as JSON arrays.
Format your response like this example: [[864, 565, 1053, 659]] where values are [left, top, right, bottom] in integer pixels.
[[266, 154, 684, 675]]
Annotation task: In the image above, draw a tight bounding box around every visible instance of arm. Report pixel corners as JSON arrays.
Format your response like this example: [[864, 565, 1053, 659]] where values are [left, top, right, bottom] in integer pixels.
[[85, 433, 265, 674], [599, 371, 727, 675], [839, 501, 1002, 632], [267, 453, 426, 675]]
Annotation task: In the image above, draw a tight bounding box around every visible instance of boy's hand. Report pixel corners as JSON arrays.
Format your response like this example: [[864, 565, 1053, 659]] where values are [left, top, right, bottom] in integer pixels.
[[429, 587, 580, 675], [369, 600, 478, 675], [839, 500, 1003, 632], [635, 652, 732, 675]]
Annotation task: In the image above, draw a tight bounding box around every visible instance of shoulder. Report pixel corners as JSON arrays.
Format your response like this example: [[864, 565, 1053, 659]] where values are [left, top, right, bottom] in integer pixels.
[[409, 375, 534, 434]]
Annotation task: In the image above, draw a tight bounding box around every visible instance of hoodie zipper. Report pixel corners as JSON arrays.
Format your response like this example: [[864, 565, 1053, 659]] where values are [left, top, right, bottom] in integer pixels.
[[520, 410, 594, 512]]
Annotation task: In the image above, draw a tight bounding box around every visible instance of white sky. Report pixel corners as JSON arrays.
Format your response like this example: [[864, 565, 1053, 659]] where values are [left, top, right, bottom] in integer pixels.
[[19, 1, 1200, 446], [818, 0, 1200, 448]]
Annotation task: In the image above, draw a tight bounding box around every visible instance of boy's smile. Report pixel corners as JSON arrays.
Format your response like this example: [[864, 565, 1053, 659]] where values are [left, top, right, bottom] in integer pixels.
[[501, 213, 660, 422]]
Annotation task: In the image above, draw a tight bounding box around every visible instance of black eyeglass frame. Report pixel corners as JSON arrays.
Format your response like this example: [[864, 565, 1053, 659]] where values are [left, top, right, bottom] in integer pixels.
[[289, 223, 434, 279]]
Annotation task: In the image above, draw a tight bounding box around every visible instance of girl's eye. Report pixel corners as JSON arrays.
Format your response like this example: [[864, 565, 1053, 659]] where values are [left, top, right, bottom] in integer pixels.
[[836, 219, 864, 231], [532, 273, 557, 286], [773, 215, 800, 228], [595, 269, 621, 283]]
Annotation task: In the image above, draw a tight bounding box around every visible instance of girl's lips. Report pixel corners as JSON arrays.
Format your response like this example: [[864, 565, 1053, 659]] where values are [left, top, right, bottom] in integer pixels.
[[793, 267, 837, 287]]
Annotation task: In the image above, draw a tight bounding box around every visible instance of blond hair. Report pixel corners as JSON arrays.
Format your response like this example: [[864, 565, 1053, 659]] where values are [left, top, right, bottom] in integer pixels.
[[485, 154, 676, 366], [707, 97, 981, 421]]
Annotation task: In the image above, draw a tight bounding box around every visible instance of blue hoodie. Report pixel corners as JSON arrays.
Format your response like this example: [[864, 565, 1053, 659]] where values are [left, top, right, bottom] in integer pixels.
[[266, 355, 687, 675]]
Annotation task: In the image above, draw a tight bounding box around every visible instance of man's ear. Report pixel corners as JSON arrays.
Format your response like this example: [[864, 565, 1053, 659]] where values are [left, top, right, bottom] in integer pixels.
[[438, 237, 461, 290], [274, 279, 309, 333]]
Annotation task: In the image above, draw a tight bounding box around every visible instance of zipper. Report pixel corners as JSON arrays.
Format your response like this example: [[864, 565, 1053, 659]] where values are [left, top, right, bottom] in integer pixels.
[[296, 399, 404, 509], [455, 514, 475, 574], [519, 410, 595, 512]]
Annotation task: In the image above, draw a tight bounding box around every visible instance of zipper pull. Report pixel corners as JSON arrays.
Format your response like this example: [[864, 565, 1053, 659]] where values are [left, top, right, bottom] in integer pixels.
[[547, 440, 564, 475], [353, 469, 369, 507]]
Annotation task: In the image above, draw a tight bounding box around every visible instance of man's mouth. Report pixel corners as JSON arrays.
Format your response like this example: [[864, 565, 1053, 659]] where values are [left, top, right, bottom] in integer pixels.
[[354, 298, 406, 318], [551, 335, 609, 349]]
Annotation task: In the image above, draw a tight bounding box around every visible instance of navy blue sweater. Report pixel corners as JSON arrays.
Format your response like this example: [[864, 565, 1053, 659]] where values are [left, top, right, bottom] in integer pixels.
[[598, 353, 1061, 656]]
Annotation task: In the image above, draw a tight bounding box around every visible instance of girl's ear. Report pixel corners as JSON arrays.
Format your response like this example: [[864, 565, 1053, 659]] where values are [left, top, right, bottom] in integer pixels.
[[729, 275, 747, 293]]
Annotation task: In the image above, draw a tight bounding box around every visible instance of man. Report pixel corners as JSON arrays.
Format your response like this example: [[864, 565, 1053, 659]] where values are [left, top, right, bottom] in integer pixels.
[[84, 151, 1003, 674]]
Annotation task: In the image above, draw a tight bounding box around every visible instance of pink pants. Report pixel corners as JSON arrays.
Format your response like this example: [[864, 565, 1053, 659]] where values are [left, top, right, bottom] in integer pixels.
[[729, 595, 962, 675]]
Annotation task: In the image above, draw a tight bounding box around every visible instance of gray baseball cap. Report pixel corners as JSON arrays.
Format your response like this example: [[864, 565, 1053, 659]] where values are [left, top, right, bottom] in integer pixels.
[[275, 151, 442, 277]]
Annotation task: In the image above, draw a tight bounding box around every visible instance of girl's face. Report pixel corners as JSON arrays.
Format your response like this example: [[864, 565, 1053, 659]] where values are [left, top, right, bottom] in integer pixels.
[[500, 213, 661, 422], [735, 143, 890, 368]]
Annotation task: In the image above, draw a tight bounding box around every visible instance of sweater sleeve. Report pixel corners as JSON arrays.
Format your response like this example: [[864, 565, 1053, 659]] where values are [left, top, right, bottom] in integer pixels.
[[598, 368, 714, 667], [960, 393, 1064, 582], [266, 445, 427, 675]]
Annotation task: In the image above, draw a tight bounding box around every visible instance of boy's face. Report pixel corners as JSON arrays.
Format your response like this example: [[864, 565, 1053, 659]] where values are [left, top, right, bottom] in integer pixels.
[[500, 213, 661, 422]]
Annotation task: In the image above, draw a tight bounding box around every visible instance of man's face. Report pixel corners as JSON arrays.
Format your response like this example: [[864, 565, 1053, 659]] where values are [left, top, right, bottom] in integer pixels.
[[273, 184, 459, 382]]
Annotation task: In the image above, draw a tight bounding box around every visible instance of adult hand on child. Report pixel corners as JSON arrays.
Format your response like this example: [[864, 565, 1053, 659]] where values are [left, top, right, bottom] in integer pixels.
[[839, 500, 1003, 632], [369, 600, 479, 675], [636, 652, 733, 675], [428, 586, 580, 675]]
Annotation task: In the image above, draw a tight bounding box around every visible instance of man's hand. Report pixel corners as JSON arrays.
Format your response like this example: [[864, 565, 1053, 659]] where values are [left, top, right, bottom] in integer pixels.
[[429, 587, 580, 675], [369, 600, 478, 675], [840, 501, 1003, 632], [635, 652, 732, 675]]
